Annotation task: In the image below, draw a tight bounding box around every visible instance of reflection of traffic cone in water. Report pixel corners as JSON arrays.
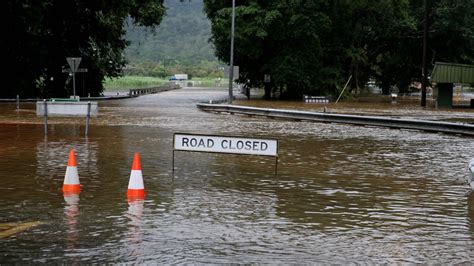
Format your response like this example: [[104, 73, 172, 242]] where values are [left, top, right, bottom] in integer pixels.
[[127, 199, 144, 226], [64, 193, 79, 250], [127, 153, 145, 199], [63, 149, 80, 194], [127, 199, 144, 245]]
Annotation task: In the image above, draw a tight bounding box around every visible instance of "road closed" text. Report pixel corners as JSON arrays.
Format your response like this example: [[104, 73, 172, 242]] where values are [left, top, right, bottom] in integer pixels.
[[174, 134, 278, 156]]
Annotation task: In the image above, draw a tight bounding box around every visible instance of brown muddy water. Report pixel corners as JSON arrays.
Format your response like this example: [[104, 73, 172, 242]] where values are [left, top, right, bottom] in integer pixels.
[[0, 87, 474, 263]]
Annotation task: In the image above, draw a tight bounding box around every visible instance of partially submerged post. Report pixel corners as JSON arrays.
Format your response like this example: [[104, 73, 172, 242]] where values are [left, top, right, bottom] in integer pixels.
[[43, 100, 48, 135], [85, 102, 91, 136], [36, 100, 98, 135]]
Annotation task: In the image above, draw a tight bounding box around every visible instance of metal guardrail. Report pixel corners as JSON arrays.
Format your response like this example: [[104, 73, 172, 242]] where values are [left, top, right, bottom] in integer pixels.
[[129, 84, 180, 97], [197, 104, 474, 136], [201, 99, 229, 104]]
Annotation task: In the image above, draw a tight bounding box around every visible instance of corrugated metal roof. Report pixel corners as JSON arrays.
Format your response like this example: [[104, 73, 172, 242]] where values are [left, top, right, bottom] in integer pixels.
[[431, 62, 474, 83]]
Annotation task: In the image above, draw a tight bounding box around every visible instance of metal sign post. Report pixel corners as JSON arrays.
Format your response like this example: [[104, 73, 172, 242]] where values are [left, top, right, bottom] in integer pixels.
[[66, 57, 82, 99], [263, 74, 271, 99], [43, 100, 48, 135], [85, 102, 91, 136]]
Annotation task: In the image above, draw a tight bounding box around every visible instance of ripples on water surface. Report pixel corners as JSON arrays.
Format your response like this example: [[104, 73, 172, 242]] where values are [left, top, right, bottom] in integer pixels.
[[0, 88, 474, 263]]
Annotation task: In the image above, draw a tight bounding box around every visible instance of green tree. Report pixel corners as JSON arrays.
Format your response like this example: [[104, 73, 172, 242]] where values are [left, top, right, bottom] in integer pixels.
[[326, 0, 416, 94], [204, 0, 331, 99], [1, 0, 165, 98], [375, 0, 474, 94], [204, 0, 474, 99], [204, 0, 415, 99]]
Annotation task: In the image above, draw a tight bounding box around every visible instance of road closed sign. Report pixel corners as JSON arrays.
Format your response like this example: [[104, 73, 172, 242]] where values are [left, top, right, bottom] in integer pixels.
[[174, 133, 278, 156]]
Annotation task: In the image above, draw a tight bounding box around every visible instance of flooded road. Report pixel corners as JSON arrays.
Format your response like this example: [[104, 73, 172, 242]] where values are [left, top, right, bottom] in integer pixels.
[[1, 87, 474, 263]]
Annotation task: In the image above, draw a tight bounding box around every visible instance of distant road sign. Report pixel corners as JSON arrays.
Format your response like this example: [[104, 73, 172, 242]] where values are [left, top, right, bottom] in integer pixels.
[[36, 101, 98, 117], [264, 74, 271, 83], [66, 57, 84, 98], [224, 66, 239, 80], [66, 57, 82, 72]]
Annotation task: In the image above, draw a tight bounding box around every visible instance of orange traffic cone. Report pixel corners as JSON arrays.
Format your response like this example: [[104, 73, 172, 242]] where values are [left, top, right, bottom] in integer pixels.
[[63, 149, 81, 194], [127, 153, 145, 199]]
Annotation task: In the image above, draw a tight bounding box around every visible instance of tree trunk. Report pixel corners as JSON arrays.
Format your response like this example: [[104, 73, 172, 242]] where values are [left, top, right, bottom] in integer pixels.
[[381, 80, 390, 95], [264, 83, 271, 99]]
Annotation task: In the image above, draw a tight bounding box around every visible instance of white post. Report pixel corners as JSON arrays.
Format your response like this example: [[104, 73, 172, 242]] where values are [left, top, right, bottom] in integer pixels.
[[85, 101, 91, 135], [335, 75, 352, 104], [43, 100, 48, 135]]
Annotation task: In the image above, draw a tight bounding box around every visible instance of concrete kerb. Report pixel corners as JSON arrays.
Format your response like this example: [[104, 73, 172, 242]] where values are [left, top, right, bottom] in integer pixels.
[[0, 84, 181, 103], [0, 96, 129, 102], [197, 103, 474, 137]]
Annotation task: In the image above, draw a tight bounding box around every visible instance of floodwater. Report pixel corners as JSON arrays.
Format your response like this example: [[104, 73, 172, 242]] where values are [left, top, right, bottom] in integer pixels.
[[1, 87, 474, 263]]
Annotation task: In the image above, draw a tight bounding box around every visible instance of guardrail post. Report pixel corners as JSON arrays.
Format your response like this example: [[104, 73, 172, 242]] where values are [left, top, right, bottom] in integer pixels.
[[16, 95, 20, 110], [85, 101, 91, 136]]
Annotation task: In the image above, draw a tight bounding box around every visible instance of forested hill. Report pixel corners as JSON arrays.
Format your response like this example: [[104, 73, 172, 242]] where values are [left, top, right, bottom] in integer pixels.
[[124, 0, 217, 66]]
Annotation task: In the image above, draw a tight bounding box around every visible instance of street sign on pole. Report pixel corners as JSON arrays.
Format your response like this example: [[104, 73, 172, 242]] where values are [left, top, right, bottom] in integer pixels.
[[66, 57, 82, 99], [66, 57, 81, 72], [224, 66, 239, 80], [264, 74, 271, 83]]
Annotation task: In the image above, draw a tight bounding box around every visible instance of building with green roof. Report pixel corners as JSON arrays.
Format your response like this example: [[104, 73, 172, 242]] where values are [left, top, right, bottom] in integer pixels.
[[431, 62, 474, 108]]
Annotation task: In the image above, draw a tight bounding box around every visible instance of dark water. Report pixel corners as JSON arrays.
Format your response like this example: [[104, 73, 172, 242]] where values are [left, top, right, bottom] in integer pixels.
[[1, 88, 474, 263]]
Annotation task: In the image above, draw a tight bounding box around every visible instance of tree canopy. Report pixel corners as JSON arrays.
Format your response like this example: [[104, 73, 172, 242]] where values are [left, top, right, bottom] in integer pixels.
[[204, 0, 474, 99], [1, 0, 165, 98]]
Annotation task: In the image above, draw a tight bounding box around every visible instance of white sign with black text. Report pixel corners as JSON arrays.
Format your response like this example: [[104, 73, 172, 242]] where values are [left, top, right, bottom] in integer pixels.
[[174, 133, 278, 157]]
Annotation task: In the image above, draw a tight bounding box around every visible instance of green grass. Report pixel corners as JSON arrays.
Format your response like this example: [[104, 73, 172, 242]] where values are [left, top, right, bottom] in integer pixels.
[[103, 76, 168, 91], [103, 76, 229, 91]]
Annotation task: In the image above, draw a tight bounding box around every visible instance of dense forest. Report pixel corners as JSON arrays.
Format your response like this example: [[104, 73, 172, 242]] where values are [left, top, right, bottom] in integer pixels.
[[3, 0, 474, 99], [204, 0, 474, 99], [2, 0, 166, 98], [124, 0, 221, 79]]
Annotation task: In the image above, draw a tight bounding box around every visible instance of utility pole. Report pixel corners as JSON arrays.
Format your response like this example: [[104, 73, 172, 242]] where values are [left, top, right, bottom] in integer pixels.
[[421, 0, 429, 107], [228, 0, 236, 104]]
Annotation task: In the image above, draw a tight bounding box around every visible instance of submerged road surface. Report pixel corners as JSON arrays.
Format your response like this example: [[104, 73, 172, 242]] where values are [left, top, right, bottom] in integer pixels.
[[0, 87, 474, 264]]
